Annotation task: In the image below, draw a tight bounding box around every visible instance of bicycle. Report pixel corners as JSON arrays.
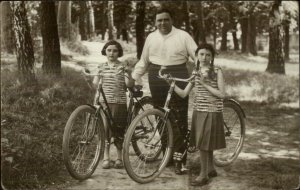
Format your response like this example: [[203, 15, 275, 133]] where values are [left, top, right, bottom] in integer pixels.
[[122, 67, 246, 183], [62, 68, 154, 180]]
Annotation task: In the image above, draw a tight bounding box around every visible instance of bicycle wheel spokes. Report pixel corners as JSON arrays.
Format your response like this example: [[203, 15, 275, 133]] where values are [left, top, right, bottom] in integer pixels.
[[63, 105, 105, 180], [214, 100, 245, 167], [124, 109, 173, 183], [130, 115, 163, 171]]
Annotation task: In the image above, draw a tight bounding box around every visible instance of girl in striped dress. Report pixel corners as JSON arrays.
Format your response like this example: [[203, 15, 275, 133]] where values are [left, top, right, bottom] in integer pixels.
[[93, 40, 134, 169], [173, 43, 226, 186]]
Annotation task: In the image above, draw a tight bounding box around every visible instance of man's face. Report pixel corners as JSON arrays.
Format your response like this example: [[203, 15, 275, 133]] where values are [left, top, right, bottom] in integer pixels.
[[155, 12, 173, 35]]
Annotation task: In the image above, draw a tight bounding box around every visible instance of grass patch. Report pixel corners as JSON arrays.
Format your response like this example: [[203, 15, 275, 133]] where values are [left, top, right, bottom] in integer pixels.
[[1, 68, 94, 189], [223, 69, 299, 105], [226, 158, 300, 189]]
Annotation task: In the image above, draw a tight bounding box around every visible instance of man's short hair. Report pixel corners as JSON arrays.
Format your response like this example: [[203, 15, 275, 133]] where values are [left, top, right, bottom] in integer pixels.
[[155, 7, 173, 19]]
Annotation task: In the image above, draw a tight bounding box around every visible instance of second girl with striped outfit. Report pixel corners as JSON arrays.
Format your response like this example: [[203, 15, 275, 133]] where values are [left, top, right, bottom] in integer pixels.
[[172, 43, 226, 186]]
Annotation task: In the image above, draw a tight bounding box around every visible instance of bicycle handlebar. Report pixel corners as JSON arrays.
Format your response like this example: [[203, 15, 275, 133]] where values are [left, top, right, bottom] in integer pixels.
[[82, 67, 131, 77], [158, 66, 198, 83]]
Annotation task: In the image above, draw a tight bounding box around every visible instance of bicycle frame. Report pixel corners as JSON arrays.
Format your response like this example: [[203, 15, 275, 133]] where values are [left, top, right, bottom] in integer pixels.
[[86, 71, 150, 140]]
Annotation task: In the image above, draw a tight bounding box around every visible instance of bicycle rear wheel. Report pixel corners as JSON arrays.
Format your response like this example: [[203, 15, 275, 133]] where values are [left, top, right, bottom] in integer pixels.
[[62, 105, 105, 180], [214, 99, 245, 167], [123, 109, 173, 184]]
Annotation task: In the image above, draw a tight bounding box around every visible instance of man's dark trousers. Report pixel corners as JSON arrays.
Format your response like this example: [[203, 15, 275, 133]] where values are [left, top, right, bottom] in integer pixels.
[[148, 63, 189, 165]]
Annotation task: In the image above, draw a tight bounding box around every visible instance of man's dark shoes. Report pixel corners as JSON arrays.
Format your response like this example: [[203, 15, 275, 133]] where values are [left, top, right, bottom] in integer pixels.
[[208, 170, 218, 178], [190, 177, 209, 186], [174, 161, 183, 175]]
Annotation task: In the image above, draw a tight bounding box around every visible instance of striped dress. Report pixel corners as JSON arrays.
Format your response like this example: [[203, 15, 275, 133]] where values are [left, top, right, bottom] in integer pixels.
[[97, 61, 128, 139], [193, 67, 223, 112], [98, 62, 127, 104], [190, 67, 226, 151]]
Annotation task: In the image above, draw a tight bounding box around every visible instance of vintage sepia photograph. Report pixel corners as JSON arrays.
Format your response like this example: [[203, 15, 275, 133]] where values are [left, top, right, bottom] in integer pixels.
[[1, 1, 299, 189]]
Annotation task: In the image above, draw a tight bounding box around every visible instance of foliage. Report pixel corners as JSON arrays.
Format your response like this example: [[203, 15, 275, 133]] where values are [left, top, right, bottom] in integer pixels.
[[1, 67, 94, 189], [25, 1, 41, 38]]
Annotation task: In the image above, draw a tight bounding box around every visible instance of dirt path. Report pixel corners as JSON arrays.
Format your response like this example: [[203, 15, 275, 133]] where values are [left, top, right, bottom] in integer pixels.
[[56, 42, 299, 190], [61, 102, 299, 190]]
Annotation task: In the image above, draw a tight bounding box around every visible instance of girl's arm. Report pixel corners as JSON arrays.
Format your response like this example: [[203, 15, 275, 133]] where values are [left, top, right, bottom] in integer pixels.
[[92, 75, 100, 88], [174, 82, 194, 98], [200, 69, 226, 99], [125, 71, 134, 87]]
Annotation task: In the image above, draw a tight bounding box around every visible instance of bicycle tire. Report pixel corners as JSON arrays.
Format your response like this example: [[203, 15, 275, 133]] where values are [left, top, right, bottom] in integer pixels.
[[123, 109, 173, 184], [213, 99, 246, 167], [62, 105, 105, 180], [131, 97, 162, 162]]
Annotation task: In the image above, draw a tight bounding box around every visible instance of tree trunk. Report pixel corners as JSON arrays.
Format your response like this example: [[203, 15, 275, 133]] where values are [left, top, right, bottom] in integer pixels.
[[229, 7, 239, 50], [57, 1, 71, 41], [240, 17, 248, 53], [136, 1, 145, 59], [232, 31, 239, 50], [86, 1, 95, 39], [79, 1, 88, 40], [182, 1, 191, 34], [220, 23, 228, 51], [213, 21, 217, 49], [116, 26, 121, 39], [283, 15, 290, 61], [196, 2, 206, 44], [10, 1, 37, 85], [101, 2, 107, 40], [1, 1, 14, 53], [107, 1, 114, 40], [40, 1, 61, 75], [266, 0, 285, 74], [246, 13, 257, 55], [122, 28, 128, 43]]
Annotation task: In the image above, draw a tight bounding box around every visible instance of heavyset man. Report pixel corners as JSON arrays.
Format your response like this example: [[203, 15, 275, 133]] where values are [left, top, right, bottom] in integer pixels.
[[131, 8, 197, 174]]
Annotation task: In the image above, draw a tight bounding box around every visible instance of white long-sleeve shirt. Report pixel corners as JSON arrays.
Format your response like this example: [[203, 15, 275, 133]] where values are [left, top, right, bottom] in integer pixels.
[[132, 26, 198, 81]]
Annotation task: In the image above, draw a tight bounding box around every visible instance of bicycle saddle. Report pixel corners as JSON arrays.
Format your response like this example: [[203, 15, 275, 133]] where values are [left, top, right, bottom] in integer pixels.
[[129, 85, 143, 97]]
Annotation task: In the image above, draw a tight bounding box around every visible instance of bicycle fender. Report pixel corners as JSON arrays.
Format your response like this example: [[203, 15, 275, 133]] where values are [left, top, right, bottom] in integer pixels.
[[225, 98, 246, 118], [85, 104, 97, 110], [139, 96, 152, 103]]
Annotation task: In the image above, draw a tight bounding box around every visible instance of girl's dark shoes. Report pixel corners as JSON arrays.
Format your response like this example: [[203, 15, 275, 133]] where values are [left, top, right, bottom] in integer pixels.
[[190, 177, 209, 186], [102, 159, 123, 169], [114, 159, 123, 169], [102, 159, 113, 169], [208, 170, 218, 178]]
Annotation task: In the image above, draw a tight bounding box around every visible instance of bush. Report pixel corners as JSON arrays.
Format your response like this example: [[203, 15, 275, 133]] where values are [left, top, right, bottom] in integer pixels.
[[1, 68, 94, 189]]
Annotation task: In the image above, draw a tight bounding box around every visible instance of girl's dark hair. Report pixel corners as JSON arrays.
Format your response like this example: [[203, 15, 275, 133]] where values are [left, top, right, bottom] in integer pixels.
[[101, 40, 123, 57], [195, 43, 216, 80]]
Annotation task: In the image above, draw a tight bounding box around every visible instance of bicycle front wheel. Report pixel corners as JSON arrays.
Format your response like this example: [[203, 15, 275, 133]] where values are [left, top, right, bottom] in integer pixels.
[[132, 97, 162, 162], [214, 99, 246, 167], [123, 109, 173, 184], [62, 105, 105, 180]]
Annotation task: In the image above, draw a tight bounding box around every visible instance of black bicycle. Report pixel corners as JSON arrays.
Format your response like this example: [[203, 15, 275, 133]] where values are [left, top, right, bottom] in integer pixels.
[[62, 69, 154, 180], [123, 68, 246, 183]]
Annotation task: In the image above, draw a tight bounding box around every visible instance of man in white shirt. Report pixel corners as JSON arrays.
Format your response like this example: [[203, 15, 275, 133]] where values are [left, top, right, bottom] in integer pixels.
[[132, 8, 197, 175]]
